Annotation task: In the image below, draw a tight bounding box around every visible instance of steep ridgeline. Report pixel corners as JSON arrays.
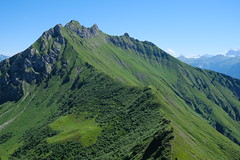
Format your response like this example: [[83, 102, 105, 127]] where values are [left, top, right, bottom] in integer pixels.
[[0, 20, 240, 160]]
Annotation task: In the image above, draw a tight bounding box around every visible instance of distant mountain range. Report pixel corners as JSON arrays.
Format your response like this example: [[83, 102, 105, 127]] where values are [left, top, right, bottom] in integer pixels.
[[178, 49, 240, 79], [0, 54, 8, 61]]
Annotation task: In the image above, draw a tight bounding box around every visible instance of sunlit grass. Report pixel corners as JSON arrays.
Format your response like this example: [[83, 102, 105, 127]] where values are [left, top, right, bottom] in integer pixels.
[[47, 115, 102, 146]]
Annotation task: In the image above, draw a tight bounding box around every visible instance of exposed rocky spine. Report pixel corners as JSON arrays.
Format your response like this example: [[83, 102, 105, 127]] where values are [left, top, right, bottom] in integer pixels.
[[65, 20, 100, 38], [0, 24, 65, 104]]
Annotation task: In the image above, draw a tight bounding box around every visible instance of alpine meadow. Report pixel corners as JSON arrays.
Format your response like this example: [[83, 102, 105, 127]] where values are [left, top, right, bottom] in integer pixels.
[[0, 20, 240, 160]]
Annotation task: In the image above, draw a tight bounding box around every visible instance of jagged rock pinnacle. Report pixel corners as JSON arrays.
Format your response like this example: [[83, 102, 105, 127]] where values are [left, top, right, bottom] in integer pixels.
[[91, 24, 99, 31], [65, 20, 100, 38], [124, 33, 130, 37], [65, 20, 81, 28]]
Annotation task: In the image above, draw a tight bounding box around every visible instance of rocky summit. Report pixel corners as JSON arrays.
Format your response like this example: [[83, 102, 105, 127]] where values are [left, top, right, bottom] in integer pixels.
[[65, 20, 100, 38]]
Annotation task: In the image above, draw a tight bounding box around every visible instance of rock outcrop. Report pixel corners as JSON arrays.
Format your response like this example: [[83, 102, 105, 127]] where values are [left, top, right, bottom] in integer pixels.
[[65, 20, 100, 38], [0, 24, 66, 104]]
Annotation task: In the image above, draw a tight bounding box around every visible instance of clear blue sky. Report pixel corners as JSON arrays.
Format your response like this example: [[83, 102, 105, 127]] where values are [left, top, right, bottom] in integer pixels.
[[1, 0, 240, 57]]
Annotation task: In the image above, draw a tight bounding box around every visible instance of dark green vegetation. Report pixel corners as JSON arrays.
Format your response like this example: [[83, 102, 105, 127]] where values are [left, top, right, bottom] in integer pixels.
[[10, 66, 173, 160], [0, 20, 240, 159]]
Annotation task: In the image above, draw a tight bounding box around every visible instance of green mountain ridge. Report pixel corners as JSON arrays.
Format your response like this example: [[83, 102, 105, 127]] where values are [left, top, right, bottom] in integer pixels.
[[0, 20, 240, 159]]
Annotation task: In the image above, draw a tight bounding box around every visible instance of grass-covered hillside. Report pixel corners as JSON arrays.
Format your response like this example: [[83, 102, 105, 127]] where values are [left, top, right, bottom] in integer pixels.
[[0, 20, 240, 159]]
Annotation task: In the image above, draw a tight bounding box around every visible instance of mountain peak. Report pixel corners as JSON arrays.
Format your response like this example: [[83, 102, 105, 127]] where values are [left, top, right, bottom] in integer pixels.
[[123, 32, 130, 37], [53, 24, 63, 36], [91, 24, 99, 31], [226, 48, 240, 57], [41, 23, 64, 46], [42, 23, 63, 38], [54, 24, 63, 30], [65, 20, 82, 28], [65, 20, 100, 38]]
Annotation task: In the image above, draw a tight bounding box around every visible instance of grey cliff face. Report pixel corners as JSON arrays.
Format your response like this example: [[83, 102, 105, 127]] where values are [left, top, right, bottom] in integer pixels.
[[0, 20, 101, 104], [108, 34, 168, 60], [65, 20, 100, 38], [0, 24, 66, 104]]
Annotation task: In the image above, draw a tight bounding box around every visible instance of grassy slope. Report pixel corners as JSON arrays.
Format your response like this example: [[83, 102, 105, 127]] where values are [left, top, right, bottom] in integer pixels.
[[0, 35, 173, 159], [47, 115, 102, 146], [61, 28, 240, 159]]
